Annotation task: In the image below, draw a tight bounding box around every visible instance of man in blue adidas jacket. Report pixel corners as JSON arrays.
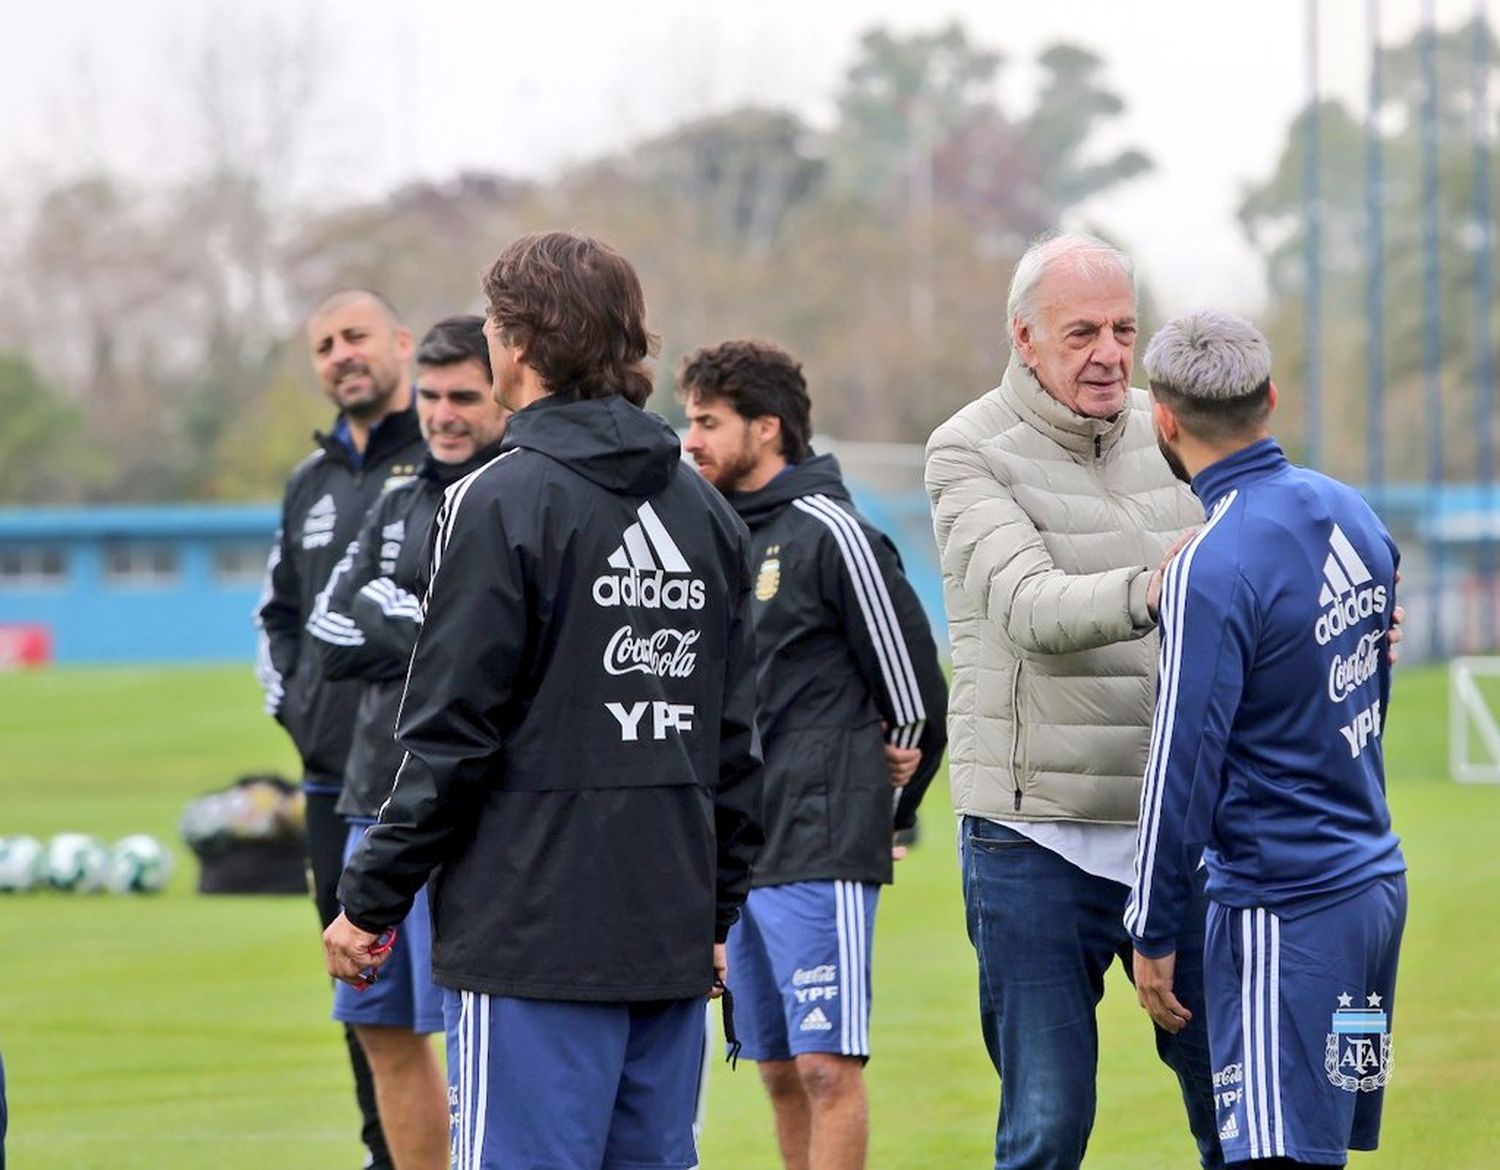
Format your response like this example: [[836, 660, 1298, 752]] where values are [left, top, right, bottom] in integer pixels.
[[1126, 310, 1406, 1168], [681, 339, 948, 1170]]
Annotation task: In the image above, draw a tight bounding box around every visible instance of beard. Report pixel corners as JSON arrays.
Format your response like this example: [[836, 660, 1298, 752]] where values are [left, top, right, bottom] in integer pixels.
[[1156, 428, 1192, 485], [698, 442, 760, 492], [331, 361, 400, 420]]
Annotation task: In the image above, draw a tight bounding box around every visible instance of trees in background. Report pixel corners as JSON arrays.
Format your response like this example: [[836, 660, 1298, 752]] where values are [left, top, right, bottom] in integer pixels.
[[1, 21, 1149, 503], [1240, 18, 1500, 484]]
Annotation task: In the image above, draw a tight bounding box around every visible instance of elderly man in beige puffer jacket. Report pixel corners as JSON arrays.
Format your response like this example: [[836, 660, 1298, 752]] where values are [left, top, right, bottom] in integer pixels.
[[925, 233, 1221, 1170]]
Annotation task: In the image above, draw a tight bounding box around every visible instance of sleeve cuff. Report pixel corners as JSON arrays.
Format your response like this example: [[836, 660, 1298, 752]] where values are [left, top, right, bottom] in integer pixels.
[[1128, 568, 1155, 630], [1131, 934, 1177, 959], [345, 909, 388, 936]]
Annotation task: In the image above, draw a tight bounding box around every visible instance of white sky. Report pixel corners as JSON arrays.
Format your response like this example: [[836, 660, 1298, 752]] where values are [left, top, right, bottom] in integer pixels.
[[0, 0, 1479, 316]]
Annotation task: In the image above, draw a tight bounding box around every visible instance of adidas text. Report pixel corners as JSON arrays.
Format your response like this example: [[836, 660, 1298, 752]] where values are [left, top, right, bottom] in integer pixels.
[[1315, 585, 1387, 645], [592, 570, 706, 611]]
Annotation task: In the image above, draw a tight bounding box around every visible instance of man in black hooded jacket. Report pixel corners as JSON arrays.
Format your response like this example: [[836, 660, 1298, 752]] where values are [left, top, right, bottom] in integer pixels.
[[680, 339, 948, 1170], [324, 234, 763, 1170]]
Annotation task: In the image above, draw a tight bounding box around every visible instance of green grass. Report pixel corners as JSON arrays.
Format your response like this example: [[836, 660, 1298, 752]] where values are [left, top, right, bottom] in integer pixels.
[[0, 664, 1495, 1168]]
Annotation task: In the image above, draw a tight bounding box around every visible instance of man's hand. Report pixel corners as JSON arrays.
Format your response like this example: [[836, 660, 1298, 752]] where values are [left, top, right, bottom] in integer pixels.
[[1132, 948, 1191, 1034], [324, 912, 395, 989], [1385, 571, 1404, 666], [1146, 527, 1201, 622], [709, 943, 728, 999], [884, 743, 921, 789]]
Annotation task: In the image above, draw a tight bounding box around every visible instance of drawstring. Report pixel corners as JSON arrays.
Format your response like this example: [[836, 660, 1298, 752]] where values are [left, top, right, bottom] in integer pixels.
[[715, 978, 742, 1069]]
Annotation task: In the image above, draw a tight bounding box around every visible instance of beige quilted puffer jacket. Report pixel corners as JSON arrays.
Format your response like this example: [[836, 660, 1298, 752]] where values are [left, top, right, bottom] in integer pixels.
[[925, 357, 1202, 824]]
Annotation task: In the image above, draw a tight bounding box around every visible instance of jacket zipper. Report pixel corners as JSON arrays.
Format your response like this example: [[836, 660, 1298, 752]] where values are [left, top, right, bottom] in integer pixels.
[[1094, 434, 1102, 460], [1010, 661, 1025, 812]]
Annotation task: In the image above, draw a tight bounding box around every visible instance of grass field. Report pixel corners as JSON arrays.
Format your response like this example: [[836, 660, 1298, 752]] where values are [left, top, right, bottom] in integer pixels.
[[1, 663, 1496, 1168]]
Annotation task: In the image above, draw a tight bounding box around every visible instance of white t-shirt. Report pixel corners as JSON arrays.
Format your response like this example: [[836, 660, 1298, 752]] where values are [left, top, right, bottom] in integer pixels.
[[994, 819, 1138, 887]]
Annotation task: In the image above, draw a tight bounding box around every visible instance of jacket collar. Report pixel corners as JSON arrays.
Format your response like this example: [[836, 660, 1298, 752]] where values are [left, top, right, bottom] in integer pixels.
[[725, 452, 850, 528], [317, 395, 422, 469], [419, 437, 509, 488], [1191, 437, 1289, 510], [996, 355, 1130, 458]]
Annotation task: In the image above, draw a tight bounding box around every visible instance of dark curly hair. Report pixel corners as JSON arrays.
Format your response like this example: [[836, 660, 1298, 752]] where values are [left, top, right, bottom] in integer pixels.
[[677, 339, 813, 463], [481, 232, 657, 407]]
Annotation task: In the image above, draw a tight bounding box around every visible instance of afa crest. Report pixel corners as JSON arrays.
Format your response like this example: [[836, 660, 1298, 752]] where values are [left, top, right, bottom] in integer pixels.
[[755, 546, 782, 602], [1324, 992, 1393, 1092], [382, 464, 419, 493]]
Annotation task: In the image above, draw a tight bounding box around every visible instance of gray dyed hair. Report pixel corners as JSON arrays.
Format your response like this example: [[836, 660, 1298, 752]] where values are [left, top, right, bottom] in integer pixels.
[[1143, 310, 1272, 401], [1007, 232, 1135, 335]]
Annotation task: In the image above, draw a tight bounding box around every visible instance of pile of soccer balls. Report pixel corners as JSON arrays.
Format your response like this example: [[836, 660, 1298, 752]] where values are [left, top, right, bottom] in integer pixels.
[[0, 832, 174, 894]]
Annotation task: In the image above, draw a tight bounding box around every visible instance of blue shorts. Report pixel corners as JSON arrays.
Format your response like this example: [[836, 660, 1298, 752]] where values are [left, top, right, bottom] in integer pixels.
[[726, 880, 878, 1062], [1204, 874, 1406, 1164], [444, 991, 705, 1170], [332, 822, 443, 1033]]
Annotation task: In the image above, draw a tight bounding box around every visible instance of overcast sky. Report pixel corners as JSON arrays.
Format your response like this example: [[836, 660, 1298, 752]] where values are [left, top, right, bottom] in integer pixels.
[[0, 0, 1479, 316]]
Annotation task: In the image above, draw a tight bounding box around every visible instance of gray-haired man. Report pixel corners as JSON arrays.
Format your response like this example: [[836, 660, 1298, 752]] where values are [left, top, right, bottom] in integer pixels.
[[926, 233, 1220, 1170]]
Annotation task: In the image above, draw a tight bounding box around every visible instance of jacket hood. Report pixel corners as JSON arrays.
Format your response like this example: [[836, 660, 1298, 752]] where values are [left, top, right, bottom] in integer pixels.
[[726, 452, 850, 528], [419, 437, 509, 488], [501, 394, 681, 496]]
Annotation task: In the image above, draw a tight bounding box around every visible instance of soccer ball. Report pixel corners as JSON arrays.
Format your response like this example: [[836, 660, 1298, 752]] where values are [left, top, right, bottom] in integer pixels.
[[105, 834, 174, 894], [0, 835, 45, 892], [44, 833, 109, 892]]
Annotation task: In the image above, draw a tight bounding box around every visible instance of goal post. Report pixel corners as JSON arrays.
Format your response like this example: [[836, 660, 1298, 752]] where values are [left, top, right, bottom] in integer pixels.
[[1449, 657, 1500, 783]]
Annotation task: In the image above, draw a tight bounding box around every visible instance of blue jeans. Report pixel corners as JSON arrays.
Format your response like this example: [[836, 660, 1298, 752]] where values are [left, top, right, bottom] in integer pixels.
[[961, 817, 1222, 1170]]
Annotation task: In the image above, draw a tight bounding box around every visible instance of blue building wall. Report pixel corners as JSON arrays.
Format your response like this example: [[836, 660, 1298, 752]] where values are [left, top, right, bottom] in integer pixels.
[[11, 482, 1487, 667], [0, 491, 946, 665], [0, 505, 278, 664]]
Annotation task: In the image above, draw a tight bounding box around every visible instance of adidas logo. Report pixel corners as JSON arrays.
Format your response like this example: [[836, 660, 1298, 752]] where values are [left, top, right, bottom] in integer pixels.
[[302, 494, 337, 549], [800, 1007, 834, 1033], [592, 502, 706, 611], [1219, 1114, 1240, 1141], [378, 519, 406, 574], [1314, 524, 1387, 645]]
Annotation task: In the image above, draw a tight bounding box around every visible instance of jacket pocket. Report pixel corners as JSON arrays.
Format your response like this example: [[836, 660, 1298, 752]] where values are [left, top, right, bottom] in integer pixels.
[[964, 817, 1031, 854], [277, 670, 308, 753], [1008, 660, 1028, 812], [763, 727, 832, 862]]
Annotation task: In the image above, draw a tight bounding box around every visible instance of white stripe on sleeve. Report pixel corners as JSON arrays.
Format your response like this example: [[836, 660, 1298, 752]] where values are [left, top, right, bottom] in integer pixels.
[[793, 495, 925, 740], [1125, 491, 1239, 935]]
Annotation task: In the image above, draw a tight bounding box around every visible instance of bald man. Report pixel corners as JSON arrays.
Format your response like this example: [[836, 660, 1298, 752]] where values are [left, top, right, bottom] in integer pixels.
[[256, 289, 427, 1170]]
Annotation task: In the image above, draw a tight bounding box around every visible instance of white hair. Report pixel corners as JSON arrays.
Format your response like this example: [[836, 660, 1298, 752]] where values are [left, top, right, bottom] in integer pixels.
[[1006, 232, 1136, 336], [1143, 310, 1272, 401]]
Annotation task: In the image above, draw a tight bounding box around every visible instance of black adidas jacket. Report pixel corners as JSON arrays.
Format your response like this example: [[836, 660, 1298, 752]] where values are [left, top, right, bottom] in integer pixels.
[[307, 441, 507, 819], [255, 405, 425, 789], [339, 393, 765, 1002], [727, 454, 947, 887]]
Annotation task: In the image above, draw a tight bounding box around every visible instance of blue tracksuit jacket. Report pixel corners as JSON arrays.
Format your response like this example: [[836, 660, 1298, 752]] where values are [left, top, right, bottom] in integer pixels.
[[1125, 439, 1406, 958]]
